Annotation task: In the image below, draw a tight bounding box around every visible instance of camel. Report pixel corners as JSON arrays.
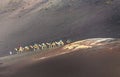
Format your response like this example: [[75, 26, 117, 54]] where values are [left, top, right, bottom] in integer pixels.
[[24, 46, 30, 52], [55, 40, 64, 47], [46, 43, 52, 49], [38, 44, 42, 50], [51, 42, 57, 48], [41, 43, 47, 50], [33, 44, 40, 51], [18, 46, 24, 53], [66, 39, 72, 44]]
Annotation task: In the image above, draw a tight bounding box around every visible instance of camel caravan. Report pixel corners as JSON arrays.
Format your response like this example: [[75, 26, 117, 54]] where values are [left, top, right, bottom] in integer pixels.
[[13, 40, 71, 54]]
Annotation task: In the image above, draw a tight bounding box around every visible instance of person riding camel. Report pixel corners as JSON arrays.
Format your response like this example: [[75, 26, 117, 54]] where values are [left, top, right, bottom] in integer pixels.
[[29, 45, 34, 51], [55, 41, 61, 47], [18, 46, 24, 53], [33, 44, 40, 51], [66, 39, 72, 44], [14, 48, 19, 52], [24, 46, 30, 52], [51, 42, 56, 48], [38, 44, 42, 50], [41, 43, 47, 50], [46, 42, 52, 49], [55, 40, 64, 47], [59, 40, 64, 46]]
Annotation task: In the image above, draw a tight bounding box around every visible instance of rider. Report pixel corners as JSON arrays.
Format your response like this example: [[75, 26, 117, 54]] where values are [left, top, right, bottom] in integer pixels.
[[33, 44, 40, 51], [9, 51, 13, 55], [51, 42, 57, 48], [41, 43, 47, 50], [66, 39, 72, 44], [24, 46, 30, 52], [59, 40, 64, 46], [18, 46, 24, 53], [46, 43, 52, 49]]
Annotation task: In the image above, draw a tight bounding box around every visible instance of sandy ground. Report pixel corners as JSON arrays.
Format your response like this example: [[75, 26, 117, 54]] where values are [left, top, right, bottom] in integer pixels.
[[0, 38, 120, 77]]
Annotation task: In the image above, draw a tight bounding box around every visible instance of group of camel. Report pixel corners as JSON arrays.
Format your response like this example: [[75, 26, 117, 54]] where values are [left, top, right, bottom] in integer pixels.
[[14, 40, 71, 54]]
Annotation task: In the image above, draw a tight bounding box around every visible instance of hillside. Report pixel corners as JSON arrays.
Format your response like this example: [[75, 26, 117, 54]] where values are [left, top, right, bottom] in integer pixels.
[[0, 0, 120, 56], [0, 38, 120, 77]]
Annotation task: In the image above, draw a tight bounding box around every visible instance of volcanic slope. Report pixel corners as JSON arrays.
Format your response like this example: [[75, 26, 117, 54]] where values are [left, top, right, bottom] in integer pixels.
[[0, 0, 120, 56], [0, 38, 120, 77]]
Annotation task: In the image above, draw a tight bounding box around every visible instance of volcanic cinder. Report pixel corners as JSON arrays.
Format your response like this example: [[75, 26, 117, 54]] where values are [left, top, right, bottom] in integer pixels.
[[0, 38, 120, 77], [0, 0, 120, 56], [0, 0, 120, 77]]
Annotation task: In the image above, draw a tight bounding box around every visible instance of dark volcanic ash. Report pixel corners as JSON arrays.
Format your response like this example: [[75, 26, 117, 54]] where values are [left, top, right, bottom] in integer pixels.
[[0, 0, 120, 56], [0, 38, 120, 77]]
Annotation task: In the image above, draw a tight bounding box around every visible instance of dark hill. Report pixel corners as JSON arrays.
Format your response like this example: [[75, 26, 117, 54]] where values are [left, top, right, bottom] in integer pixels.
[[0, 0, 120, 56]]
